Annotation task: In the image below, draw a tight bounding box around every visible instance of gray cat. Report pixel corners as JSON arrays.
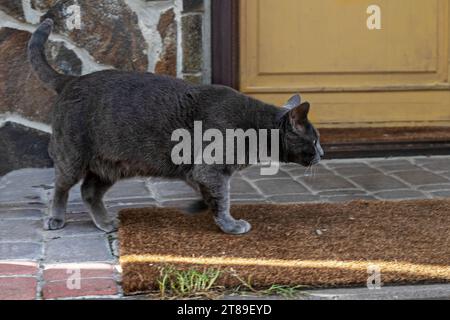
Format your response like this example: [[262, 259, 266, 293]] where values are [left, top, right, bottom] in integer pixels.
[[28, 19, 324, 235]]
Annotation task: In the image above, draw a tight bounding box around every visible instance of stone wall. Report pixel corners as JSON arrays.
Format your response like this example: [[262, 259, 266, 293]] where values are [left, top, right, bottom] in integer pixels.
[[0, 0, 210, 175]]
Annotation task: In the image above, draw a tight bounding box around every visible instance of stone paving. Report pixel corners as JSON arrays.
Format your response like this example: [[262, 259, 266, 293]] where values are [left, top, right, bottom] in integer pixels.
[[1, 156, 450, 299]]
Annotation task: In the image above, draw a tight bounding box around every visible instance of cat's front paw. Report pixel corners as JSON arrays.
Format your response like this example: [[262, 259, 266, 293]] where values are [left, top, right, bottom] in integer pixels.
[[215, 218, 251, 235]]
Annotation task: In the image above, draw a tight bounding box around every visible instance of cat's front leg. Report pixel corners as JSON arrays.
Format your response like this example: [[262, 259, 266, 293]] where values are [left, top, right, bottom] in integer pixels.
[[192, 167, 251, 235]]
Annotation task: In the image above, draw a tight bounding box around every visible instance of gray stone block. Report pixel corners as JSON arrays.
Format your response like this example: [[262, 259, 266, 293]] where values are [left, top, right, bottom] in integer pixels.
[[0, 220, 42, 242], [107, 202, 158, 215], [267, 194, 321, 203], [430, 190, 450, 198], [0, 208, 43, 220], [230, 178, 260, 195], [415, 158, 450, 172], [254, 179, 309, 195], [374, 190, 427, 200], [45, 235, 113, 263], [373, 163, 422, 173], [241, 166, 290, 180], [231, 198, 269, 204], [393, 170, 449, 186], [284, 165, 334, 177], [152, 181, 197, 199], [44, 221, 103, 238], [105, 179, 152, 200], [0, 168, 54, 204], [417, 184, 450, 192], [332, 166, 381, 177], [323, 195, 377, 203], [325, 161, 367, 168], [368, 159, 412, 167], [0, 242, 42, 260], [230, 193, 265, 201], [349, 174, 408, 192], [298, 175, 356, 191], [158, 199, 202, 209], [304, 284, 450, 300], [66, 212, 91, 222], [318, 190, 367, 196]]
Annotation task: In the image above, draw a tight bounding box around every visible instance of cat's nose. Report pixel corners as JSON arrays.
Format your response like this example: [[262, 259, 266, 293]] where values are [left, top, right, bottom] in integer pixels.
[[317, 144, 324, 157]]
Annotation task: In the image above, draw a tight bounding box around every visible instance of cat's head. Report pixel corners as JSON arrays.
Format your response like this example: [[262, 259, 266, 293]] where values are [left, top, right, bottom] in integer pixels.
[[278, 94, 324, 167]]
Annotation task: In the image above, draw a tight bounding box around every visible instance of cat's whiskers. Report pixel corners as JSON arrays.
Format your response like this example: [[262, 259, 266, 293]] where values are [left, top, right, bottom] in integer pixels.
[[303, 166, 309, 177], [304, 164, 313, 177]]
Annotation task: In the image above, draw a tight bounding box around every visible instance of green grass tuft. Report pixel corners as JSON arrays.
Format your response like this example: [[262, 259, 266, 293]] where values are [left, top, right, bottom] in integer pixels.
[[154, 266, 306, 299], [230, 272, 306, 299], [157, 266, 223, 299], [261, 284, 305, 298]]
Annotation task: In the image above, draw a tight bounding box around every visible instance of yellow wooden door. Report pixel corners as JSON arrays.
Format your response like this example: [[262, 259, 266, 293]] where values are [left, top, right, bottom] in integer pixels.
[[240, 0, 450, 128]]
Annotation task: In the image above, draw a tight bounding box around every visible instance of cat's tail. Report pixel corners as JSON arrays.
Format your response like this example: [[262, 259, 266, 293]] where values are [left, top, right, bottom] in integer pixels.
[[28, 18, 73, 93]]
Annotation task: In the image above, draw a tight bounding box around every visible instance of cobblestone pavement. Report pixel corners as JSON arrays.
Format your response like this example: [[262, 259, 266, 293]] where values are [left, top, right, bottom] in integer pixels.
[[1, 156, 450, 299]]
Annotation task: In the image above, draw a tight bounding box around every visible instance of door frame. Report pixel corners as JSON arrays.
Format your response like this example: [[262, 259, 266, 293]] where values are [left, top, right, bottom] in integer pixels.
[[211, 0, 240, 89]]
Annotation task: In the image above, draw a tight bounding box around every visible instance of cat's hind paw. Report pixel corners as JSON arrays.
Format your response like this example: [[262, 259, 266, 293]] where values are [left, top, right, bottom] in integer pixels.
[[44, 217, 65, 230], [93, 219, 118, 233]]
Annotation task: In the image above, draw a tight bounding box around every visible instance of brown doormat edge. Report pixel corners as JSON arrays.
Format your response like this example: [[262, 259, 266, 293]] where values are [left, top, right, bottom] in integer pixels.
[[118, 200, 450, 295]]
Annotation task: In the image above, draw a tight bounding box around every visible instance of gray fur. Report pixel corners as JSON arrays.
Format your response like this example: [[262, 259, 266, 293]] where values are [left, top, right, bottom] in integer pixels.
[[29, 19, 323, 235]]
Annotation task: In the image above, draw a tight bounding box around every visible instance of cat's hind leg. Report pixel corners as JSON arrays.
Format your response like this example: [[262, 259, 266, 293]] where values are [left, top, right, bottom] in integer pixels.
[[81, 171, 116, 233], [182, 179, 209, 214], [183, 199, 209, 214], [44, 167, 80, 230]]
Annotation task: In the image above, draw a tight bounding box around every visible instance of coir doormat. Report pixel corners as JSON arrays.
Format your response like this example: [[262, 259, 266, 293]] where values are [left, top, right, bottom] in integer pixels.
[[118, 200, 450, 295]]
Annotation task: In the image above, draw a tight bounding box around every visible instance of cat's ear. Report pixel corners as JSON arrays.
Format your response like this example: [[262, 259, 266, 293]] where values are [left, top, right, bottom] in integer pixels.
[[290, 102, 310, 123], [289, 102, 310, 132], [277, 94, 310, 131], [277, 94, 302, 121], [283, 94, 301, 110]]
